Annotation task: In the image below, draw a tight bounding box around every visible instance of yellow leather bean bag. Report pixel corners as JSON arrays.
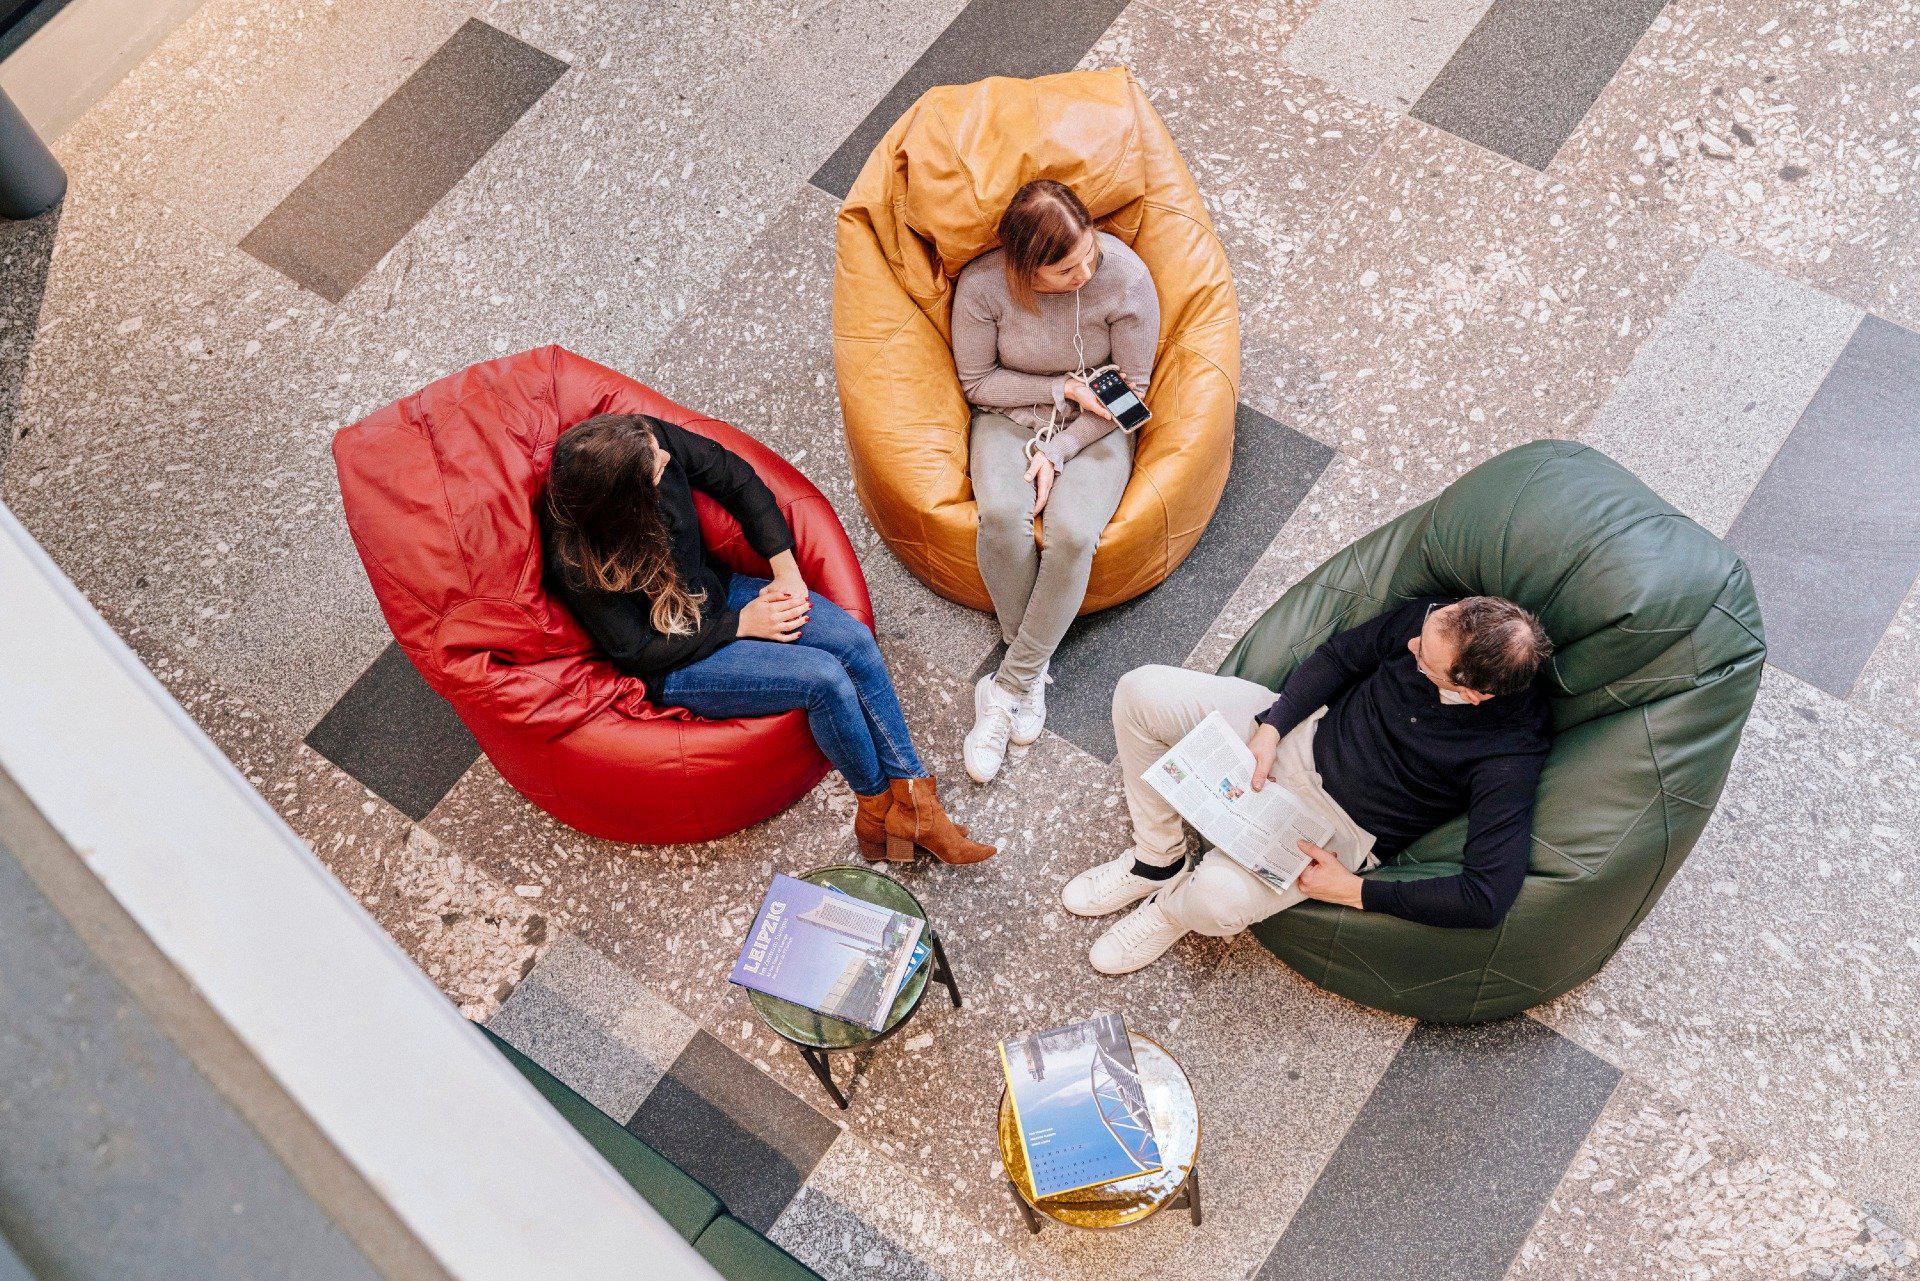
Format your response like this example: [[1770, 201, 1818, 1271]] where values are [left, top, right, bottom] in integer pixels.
[[832, 68, 1240, 614]]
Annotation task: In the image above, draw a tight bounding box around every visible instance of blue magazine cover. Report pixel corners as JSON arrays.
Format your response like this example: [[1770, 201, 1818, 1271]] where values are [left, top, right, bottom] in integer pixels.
[[999, 1013, 1163, 1199], [728, 875, 925, 1032]]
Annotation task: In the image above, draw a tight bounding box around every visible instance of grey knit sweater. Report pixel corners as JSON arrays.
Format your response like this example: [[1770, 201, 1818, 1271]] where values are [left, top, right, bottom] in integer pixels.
[[951, 232, 1159, 468]]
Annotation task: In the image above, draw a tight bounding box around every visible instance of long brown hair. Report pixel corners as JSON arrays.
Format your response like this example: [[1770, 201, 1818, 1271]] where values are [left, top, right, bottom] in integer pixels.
[[998, 179, 1094, 312], [544, 414, 705, 636]]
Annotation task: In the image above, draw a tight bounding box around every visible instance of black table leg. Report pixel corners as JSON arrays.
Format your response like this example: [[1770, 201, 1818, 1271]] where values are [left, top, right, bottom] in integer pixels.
[[930, 933, 963, 1008], [799, 1045, 849, 1110], [1006, 1181, 1043, 1234], [1182, 1166, 1202, 1226]]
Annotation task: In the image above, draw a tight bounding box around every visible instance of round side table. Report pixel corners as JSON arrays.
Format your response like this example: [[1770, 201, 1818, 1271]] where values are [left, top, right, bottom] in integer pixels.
[[996, 1035, 1201, 1232], [746, 864, 962, 1109]]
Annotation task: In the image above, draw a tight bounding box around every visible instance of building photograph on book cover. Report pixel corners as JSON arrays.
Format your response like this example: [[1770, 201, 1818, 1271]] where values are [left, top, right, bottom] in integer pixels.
[[1001, 1012, 1162, 1200], [728, 875, 924, 1032]]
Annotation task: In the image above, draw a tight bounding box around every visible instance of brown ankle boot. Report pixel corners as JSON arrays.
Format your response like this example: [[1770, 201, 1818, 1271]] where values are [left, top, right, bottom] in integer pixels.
[[854, 790, 893, 861], [884, 776, 996, 865]]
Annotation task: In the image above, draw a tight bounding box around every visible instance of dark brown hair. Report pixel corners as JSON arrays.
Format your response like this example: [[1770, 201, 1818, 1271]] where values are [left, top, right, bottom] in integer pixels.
[[1443, 597, 1554, 697], [544, 414, 704, 635], [998, 179, 1094, 312]]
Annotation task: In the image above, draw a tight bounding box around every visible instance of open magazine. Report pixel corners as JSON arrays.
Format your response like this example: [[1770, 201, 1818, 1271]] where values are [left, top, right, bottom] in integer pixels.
[[1143, 711, 1336, 895], [999, 1013, 1162, 1200]]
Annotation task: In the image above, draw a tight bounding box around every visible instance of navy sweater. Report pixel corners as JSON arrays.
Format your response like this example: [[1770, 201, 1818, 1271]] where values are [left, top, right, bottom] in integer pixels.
[[1256, 599, 1551, 929]]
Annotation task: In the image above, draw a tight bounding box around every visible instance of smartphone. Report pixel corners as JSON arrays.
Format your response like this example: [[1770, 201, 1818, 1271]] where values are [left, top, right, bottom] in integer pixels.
[[1087, 367, 1151, 432]]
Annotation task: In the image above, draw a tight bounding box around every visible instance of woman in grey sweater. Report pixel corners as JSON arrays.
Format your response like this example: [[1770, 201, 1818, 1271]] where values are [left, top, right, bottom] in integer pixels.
[[951, 180, 1160, 783]]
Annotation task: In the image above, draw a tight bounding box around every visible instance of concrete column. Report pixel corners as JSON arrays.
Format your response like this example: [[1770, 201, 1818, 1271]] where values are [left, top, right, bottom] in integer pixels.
[[0, 84, 64, 219]]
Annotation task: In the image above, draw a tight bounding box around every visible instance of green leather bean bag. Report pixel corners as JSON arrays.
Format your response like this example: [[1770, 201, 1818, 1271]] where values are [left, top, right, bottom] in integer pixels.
[[1220, 441, 1765, 1023]]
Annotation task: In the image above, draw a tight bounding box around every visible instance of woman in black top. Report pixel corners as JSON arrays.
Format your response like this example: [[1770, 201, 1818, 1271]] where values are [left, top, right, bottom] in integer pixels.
[[542, 414, 993, 864]]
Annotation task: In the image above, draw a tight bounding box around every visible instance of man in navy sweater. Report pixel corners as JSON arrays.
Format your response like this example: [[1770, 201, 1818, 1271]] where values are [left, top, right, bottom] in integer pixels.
[[1064, 597, 1554, 975]]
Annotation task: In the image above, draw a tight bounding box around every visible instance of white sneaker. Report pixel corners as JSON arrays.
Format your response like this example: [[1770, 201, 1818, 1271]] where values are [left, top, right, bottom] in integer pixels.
[[1089, 894, 1188, 975], [1063, 852, 1179, 918], [1010, 664, 1049, 746], [964, 675, 1018, 784]]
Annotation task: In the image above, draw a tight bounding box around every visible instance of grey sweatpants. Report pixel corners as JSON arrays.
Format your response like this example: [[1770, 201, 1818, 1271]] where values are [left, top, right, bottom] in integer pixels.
[[969, 411, 1133, 697]]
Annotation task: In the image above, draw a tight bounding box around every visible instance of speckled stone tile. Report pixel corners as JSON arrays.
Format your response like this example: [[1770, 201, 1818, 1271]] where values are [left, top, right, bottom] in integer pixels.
[[1579, 248, 1860, 538], [1852, 581, 1920, 740], [1083, 0, 1399, 319], [0, 185, 388, 683], [127, 634, 547, 1019], [1510, 1074, 1920, 1280], [1284, 0, 1496, 112], [1553, 0, 1920, 329], [1536, 667, 1920, 1229], [334, 0, 960, 364], [1187, 453, 1445, 673], [486, 932, 698, 1128], [0, 205, 58, 473], [1250, 119, 1703, 487], [49, 0, 471, 242], [1137, 0, 1322, 66], [772, 1136, 1071, 1281]]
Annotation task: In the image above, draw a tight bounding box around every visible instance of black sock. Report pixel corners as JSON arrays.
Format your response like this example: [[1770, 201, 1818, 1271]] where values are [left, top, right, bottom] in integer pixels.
[[1131, 857, 1183, 881]]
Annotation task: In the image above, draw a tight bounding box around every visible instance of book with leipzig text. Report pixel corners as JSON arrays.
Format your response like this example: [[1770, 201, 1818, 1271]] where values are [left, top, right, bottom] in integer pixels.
[[1000, 1013, 1162, 1199], [728, 874, 924, 1032]]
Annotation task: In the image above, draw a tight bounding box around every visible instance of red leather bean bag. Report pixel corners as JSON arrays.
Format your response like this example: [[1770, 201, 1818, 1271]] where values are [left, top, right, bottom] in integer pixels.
[[332, 346, 874, 844]]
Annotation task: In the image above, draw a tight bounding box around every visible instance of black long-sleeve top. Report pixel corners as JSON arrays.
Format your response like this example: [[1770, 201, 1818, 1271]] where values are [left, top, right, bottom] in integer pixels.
[[1256, 598, 1551, 930], [543, 421, 793, 690]]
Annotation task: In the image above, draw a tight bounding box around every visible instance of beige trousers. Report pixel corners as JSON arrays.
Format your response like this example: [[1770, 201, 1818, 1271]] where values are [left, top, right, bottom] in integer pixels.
[[1112, 664, 1378, 937]]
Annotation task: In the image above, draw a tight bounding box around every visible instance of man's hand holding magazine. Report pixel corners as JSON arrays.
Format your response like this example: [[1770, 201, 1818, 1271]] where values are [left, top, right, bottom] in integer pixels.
[[1246, 720, 1363, 907]]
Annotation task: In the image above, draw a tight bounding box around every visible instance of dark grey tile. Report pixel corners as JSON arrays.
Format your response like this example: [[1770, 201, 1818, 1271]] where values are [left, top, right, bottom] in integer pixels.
[[239, 19, 566, 302], [809, 0, 1133, 200], [1727, 314, 1920, 697], [979, 403, 1332, 760], [626, 1031, 841, 1234], [1410, 0, 1670, 172], [1258, 1019, 1619, 1281], [303, 641, 480, 822]]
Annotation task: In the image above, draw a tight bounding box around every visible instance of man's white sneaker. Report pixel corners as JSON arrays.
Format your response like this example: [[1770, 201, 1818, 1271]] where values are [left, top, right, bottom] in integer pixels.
[[1089, 895, 1188, 976], [963, 675, 1018, 784], [1062, 852, 1179, 918], [1010, 665, 1049, 746]]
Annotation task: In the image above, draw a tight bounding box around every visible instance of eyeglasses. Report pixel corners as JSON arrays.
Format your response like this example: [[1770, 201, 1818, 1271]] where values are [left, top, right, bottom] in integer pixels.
[[1412, 603, 1443, 685]]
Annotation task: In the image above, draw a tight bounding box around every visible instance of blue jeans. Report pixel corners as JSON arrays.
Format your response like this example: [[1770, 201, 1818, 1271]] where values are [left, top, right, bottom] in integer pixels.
[[657, 576, 926, 796]]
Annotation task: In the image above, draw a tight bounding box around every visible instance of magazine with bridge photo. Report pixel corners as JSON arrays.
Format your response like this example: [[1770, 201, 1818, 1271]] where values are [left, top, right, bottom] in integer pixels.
[[999, 1013, 1162, 1200], [1143, 710, 1338, 895], [728, 875, 925, 1032]]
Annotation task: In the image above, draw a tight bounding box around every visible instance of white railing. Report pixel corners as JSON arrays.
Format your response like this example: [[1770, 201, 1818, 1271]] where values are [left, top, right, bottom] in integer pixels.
[[0, 498, 722, 1281]]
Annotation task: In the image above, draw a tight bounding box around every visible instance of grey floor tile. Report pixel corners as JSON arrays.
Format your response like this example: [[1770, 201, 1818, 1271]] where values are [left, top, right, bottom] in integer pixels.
[[1509, 1075, 1919, 1280], [1410, 0, 1672, 171], [979, 404, 1332, 761], [1726, 314, 1920, 696], [303, 641, 480, 822], [1851, 577, 1920, 741], [239, 19, 566, 301], [1534, 667, 1920, 1231], [810, 0, 1134, 199], [1285, 0, 1496, 112], [0, 203, 58, 474], [1580, 249, 1860, 538], [628, 1031, 842, 1234], [1258, 1018, 1619, 1281], [485, 935, 698, 1123]]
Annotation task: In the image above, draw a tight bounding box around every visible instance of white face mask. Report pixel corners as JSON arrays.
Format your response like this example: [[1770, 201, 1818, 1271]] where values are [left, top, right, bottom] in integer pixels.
[[1438, 687, 1472, 706]]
